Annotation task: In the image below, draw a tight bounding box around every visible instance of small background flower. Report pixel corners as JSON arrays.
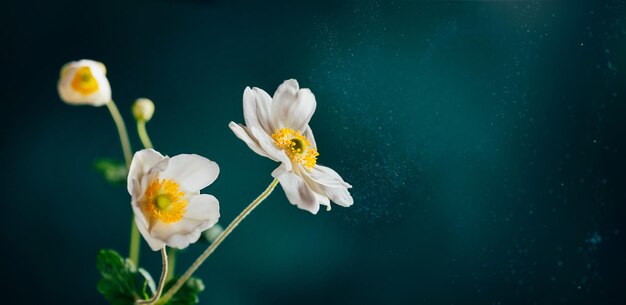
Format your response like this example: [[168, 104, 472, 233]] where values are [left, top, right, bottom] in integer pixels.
[[58, 59, 112, 106]]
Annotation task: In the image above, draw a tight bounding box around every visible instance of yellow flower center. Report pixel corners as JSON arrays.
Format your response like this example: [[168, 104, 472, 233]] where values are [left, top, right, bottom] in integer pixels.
[[71, 66, 99, 95], [271, 128, 319, 170], [144, 178, 187, 223]]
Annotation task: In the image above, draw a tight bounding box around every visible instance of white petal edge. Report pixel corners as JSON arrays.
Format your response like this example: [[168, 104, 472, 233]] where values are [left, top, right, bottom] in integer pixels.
[[270, 80, 317, 132], [184, 194, 220, 222], [322, 184, 353, 207], [304, 165, 354, 208], [150, 194, 220, 249], [228, 122, 271, 158], [309, 165, 352, 188], [250, 126, 292, 171], [127, 149, 166, 196], [134, 214, 166, 251], [314, 191, 332, 211], [303, 125, 317, 148], [159, 154, 220, 193], [273, 79, 299, 96], [243, 87, 274, 134], [272, 166, 319, 214]]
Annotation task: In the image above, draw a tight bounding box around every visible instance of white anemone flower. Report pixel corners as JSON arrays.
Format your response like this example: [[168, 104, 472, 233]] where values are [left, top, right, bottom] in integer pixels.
[[57, 59, 112, 106], [229, 79, 353, 214], [128, 149, 220, 250]]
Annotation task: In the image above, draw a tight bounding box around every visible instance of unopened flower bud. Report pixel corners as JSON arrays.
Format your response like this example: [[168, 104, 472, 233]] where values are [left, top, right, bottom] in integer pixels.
[[202, 223, 224, 243], [132, 98, 155, 121]]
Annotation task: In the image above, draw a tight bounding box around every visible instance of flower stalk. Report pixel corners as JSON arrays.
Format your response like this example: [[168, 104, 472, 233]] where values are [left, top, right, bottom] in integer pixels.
[[105, 100, 142, 266], [129, 220, 141, 266], [137, 120, 153, 149], [155, 178, 279, 305], [105, 101, 132, 167], [136, 247, 168, 305], [165, 248, 177, 282]]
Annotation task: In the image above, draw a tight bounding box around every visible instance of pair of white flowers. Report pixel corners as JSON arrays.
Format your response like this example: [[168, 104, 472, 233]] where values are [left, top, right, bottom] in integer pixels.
[[59, 60, 353, 251]]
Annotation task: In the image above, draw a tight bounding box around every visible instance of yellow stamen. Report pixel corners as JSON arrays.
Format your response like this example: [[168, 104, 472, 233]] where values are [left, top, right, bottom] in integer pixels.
[[271, 128, 319, 170], [144, 179, 187, 223], [71, 66, 99, 95]]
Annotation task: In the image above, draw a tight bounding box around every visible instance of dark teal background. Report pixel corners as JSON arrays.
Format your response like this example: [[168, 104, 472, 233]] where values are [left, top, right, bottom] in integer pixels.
[[1, 0, 625, 304]]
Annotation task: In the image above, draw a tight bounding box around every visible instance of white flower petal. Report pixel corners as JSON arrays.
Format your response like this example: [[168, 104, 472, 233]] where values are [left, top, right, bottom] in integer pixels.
[[314, 191, 331, 211], [159, 154, 220, 193], [273, 79, 299, 95], [270, 79, 316, 131], [272, 167, 319, 214], [151, 218, 201, 249], [309, 165, 352, 188], [322, 184, 353, 207], [243, 87, 274, 134], [150, 194, 220, 249], [250, 126, 292, 171], [127, 149, 167, 196], [184, 194, 220, 223], [134, 158, 169, 207], [131, 200, 150, 231], [271, 163, 289, 177], [134, 214, 166, 251], [306, 165, 353, 207], [303, 125, 317, 148], [228, 122, 271, 158]]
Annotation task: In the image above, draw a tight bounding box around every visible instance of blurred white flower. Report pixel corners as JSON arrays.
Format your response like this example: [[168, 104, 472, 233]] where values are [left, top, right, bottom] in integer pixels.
[[132, 98, 155, 121], [128, 149, 220, 250], [57, 59, 112, 106], [229, 79, 353, 214]]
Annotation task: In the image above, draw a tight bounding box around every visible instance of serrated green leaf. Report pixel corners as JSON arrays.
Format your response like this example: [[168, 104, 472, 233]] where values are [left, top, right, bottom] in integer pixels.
[[94, 159, 128, 184], [162, 277, 206, 305], [96, 249, 154, 305]]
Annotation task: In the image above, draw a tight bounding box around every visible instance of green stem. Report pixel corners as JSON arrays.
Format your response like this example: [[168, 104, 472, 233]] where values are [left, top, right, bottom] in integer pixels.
[[137, 120, 154, 149], [105, 101, 132, 167], [105, 100, 141, 266], [155, 178, 279, 305], [165, 248, 177, 282], [129, 220, 141, 266], [136, 247, 168, 305]]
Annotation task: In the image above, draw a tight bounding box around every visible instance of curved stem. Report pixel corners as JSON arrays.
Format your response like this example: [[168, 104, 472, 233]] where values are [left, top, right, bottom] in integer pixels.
[[136, 247, 168, 305], [105, 100, 141, 266], [137, 120, 154, 149], [105, 101, 132, 167], [155, 178, 279, 305]]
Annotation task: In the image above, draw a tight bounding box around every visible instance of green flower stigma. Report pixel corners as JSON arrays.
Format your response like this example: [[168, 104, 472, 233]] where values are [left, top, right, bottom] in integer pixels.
[[290, 138, 305, 153], [156, 195, 172, 210]]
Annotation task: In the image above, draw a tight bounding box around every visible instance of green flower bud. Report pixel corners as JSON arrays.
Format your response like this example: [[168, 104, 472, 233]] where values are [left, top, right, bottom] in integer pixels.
[[202, 223, 224, 243], [132, 98, 155, 121]]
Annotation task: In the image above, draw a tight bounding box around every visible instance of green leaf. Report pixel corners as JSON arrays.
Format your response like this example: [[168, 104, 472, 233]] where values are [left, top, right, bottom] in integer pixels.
[[94, 159, 128, 184], [162, 277, 206, 305], [96, 249, 154, 305]]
